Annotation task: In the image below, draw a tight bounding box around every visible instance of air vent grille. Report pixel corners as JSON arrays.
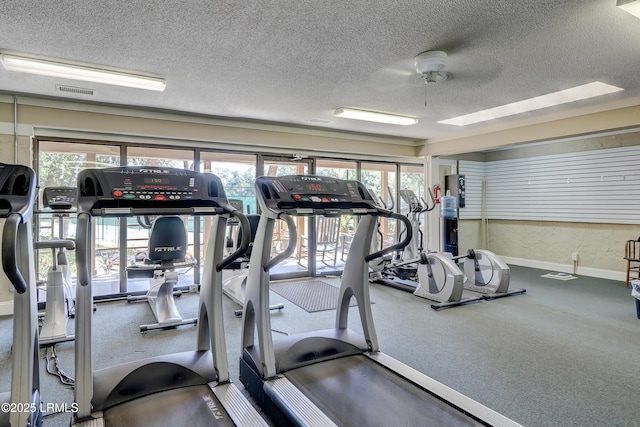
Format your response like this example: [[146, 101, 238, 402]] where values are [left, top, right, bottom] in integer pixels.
[[55, 85, 95, 96]]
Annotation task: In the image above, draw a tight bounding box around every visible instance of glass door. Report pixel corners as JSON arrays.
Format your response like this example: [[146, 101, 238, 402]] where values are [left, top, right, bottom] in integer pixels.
[[262, 157, 312, 279], [316, 159, 357, 275], [361, 162, 398, 252], [200, 151, 258, 291]]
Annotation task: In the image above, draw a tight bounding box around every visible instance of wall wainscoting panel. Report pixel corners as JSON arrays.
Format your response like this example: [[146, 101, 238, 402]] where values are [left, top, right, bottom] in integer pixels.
[[459, 145, 640, 224]]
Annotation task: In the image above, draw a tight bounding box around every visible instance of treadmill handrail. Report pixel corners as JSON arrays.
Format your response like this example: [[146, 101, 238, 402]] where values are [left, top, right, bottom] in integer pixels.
[[1, 213, 27, 294], [217, 209, 252, 271], [264, 214, 297, 272], [76, 212, 90, 287], [88, 206, 225, 216], [365, 212, 412, 262]]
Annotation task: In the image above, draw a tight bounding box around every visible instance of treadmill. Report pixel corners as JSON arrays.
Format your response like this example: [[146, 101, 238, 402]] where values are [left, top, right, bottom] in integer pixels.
[[72, 166, 267, 427], [240, 175, 524, 427], [0, 163, 41, 427]]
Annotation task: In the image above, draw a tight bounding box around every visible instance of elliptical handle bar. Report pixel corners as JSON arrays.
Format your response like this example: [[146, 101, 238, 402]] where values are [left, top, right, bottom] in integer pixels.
[[420, 186, 437, 213], [1, 213, 27, 294], [264, 213, 297, 272], [217, 209, 252, 271], [365, 212, 412, 262], [386, 185, 395, 211]]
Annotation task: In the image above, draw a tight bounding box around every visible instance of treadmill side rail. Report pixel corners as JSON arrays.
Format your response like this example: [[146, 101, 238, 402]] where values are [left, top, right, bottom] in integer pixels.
[[264, 377, 338, 427], [72, 416, 105, 427], [212, 382, 269, 427], [369, 352, 524, 427]]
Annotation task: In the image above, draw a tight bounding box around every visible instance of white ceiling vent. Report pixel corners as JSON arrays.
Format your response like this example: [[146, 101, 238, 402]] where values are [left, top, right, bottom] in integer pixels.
[[55, 85, 95, 96]]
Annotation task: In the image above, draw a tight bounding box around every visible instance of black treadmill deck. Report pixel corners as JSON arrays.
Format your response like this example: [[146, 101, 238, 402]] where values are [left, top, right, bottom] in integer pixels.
[[282, 354, 487, 427], [103, 385, 235, 427]]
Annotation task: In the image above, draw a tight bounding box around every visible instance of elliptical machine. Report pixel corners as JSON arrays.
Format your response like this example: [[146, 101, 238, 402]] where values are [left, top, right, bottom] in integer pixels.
[[439, 188, 524, 303], [370, 188, 459, 299], [370, 188, 434, 279], [371, 187, 520, 309], [460, 248, 522, 299], [35, 186, 76, 346]]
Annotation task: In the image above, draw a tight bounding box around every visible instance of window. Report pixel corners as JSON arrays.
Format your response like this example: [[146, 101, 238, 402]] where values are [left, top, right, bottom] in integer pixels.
[[35, 137, 424, 294], [36, 140, 121, 296]]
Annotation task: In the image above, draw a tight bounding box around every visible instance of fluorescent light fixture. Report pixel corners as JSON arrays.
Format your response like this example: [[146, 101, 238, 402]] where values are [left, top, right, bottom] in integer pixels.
[[333, 107, 418, 125], [617, 0, 640, 19], [0, 53, 166, 91], [438, 81, 623, 126]]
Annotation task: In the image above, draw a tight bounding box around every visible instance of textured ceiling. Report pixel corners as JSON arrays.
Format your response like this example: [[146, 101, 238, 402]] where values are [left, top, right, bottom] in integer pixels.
[[1, 0, 640, 144]]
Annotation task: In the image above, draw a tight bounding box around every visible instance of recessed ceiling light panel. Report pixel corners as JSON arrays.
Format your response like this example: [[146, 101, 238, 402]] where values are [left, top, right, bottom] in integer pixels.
[[333, 107, 418, 125], [617, 0, 640, 19], [438, 82, 623, 126]]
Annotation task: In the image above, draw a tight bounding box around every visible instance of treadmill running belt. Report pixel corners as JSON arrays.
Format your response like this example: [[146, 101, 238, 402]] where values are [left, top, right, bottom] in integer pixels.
[[103, 384, 235, 427], [284, 355, 486, 427]]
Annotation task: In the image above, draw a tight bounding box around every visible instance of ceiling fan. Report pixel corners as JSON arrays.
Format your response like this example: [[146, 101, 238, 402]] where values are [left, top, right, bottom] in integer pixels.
[[375, 48, 501, 90], [410, 50, 450, 86], [371, 48, 503, 109]]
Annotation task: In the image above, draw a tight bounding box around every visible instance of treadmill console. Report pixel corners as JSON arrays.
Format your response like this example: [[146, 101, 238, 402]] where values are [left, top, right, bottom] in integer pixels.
[[77, 166, 228, 215], [256, 175, 378, 215], [43, 186, 77, 211], [0, 163, 37, 217]]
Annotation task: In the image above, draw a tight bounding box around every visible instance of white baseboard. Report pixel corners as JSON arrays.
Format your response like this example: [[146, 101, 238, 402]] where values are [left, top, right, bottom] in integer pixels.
[[500, 256, 626, 282], [0, 300, 13, 316]]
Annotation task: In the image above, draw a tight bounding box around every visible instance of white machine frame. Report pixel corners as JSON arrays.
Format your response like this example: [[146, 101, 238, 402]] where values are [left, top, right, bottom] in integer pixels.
[[71, 167, 268, 427], [35, 239, 76, 345], [0, 164, 41, 427]]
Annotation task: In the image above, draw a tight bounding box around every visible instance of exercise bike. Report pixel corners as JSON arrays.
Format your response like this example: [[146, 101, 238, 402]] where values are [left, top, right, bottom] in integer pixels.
[[35, 186, 76, 346], [126, 215, 197, 332]]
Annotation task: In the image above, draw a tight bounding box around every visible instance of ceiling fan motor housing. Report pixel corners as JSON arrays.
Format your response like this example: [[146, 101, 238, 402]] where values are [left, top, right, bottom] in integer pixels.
[[414, 51, 449, 84]]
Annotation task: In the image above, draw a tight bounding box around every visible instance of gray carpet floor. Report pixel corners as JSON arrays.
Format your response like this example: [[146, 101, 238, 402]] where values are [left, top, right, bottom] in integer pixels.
[[0, 265, 638, 427]]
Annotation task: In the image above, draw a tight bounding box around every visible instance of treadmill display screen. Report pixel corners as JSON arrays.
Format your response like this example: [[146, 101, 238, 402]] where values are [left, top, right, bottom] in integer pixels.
[[276, 176, 348, 196], [257, 175, 378, 213], [306, 182, 324, 192], [143, 177, 171, 185], [106, 169, 198, 198], [76, 166, 227, 214]]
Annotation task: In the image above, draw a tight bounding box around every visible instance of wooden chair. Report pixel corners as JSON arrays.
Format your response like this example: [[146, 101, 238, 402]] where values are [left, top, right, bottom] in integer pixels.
[[298, 216, 341, 266], [624, 238, 640, 288]]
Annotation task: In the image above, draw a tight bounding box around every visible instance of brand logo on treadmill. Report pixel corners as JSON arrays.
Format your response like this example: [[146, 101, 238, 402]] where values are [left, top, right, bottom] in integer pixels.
[[202, 394, 224, 420], [300, 176, 322, 181], [154, 246, 182, 252], [139, 169, 170, 174]]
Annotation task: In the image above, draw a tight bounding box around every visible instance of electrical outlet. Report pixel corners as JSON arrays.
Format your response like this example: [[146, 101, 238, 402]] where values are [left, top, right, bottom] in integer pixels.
[[571, 253, 579, 261]]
